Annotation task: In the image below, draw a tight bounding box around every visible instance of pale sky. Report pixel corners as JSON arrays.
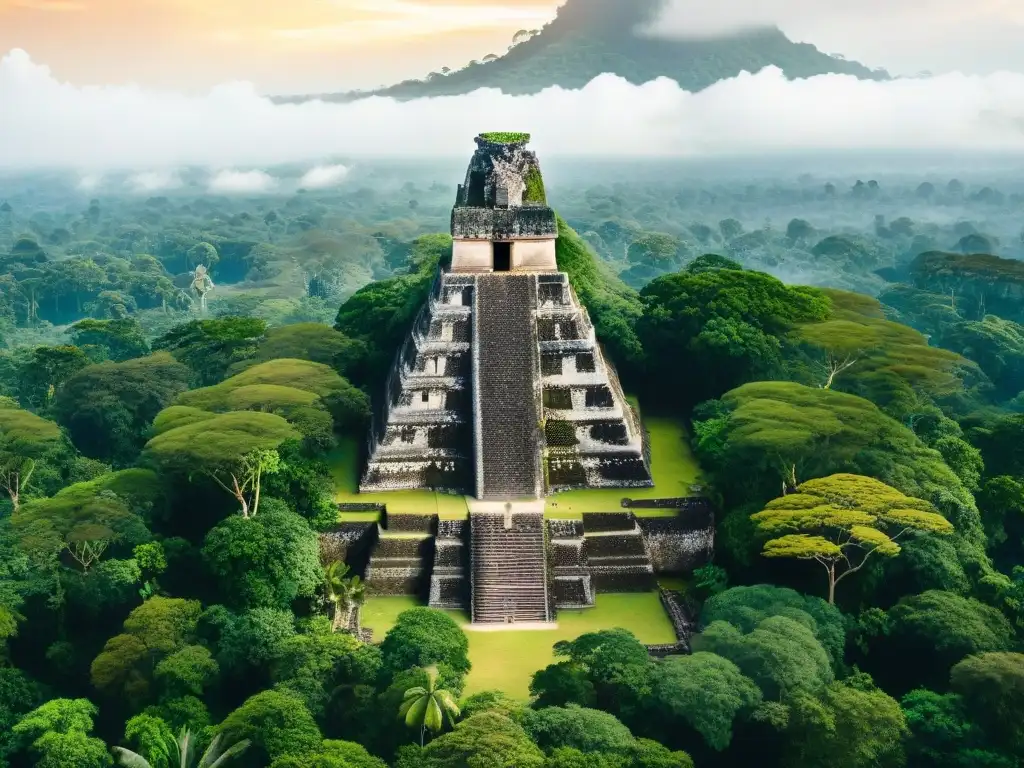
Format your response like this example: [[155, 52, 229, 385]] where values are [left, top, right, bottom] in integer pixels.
[[0, 0, 559, 93], [2, 0, 1024, 94]]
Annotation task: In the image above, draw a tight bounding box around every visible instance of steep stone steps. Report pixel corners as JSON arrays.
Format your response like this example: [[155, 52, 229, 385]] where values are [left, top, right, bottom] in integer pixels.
[[474, 274, 541, 499], [470, 511, 550, 623]]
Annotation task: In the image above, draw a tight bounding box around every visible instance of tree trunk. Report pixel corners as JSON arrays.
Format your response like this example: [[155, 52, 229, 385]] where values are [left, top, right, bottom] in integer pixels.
[[4, 470, 19, 511], [330, 601, 342, 633], [827, 566, 836, 604], [251, 467, 262, 517], [420, 724, 426, 748], [230, 474, 250, 518]]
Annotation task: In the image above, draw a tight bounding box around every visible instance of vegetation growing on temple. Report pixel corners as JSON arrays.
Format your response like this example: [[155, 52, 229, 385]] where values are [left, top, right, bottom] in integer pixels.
[[523, 166, 547, 205], [478, 132, 531, 145]]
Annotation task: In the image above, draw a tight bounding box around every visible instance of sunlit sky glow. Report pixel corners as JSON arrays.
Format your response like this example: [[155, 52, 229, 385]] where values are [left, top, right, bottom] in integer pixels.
[[0, 0, 558, 93], [2, 0, 1024, 94]]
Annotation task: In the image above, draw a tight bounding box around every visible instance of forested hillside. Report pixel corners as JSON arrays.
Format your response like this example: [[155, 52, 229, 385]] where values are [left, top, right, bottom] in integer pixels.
[[289, 0, 885, 102], [1, 162, 1023, 767]]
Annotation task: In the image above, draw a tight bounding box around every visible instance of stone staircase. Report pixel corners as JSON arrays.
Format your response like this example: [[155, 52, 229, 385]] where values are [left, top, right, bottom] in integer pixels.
[[470, 511, 550, 623], [474, 274, 542, 499], [428, 520, 470, 610], [583, 513, 657, 592]]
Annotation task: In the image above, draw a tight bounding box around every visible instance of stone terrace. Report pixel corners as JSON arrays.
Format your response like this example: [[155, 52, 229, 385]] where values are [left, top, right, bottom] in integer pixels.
[[364, 529, 433, 598], [429, 519, 470, 610], [548, 519, 594, 609], [582, 512, 657, 592]]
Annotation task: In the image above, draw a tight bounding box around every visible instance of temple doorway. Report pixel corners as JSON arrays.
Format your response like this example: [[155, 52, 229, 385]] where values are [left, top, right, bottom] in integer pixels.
[[493, 242, 511, 272]]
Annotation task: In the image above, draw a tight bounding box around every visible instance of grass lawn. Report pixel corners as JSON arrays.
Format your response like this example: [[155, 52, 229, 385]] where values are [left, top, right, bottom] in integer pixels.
[[360, 592, 676, 700], [545, 415, 703, 518], [329, 437, 469, 519]]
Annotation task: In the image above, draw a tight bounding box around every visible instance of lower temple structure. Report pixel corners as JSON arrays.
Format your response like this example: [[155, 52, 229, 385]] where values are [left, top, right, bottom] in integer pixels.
[[343, 503, 715, 619], [356, 133, 682, 625]]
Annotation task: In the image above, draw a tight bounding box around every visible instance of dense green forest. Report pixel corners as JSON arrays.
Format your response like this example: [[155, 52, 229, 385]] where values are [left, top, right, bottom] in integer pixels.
[[1, 160, 1023, 768]]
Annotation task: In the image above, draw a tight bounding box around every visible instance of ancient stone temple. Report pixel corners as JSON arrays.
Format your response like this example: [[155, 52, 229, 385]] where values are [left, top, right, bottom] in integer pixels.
[[362, 133, 651, 501], [360, 133, 654, 624]]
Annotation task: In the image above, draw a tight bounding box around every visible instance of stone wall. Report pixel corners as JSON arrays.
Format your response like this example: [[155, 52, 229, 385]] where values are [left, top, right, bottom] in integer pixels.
[[451, 207, 558, 240], [637, 509, 715, 574], [319, 523, 376, 576]]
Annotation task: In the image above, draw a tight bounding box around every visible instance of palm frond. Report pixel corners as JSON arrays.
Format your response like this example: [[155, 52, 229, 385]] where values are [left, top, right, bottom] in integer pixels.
[[402, 686, 428, 701], [112, 747, 154, 768], [176, 728, 195, 768], [424, 695, 444, 733], [403, 694, 429, 727], [436, 690, 461, 721], [205, 738, 251, 768]]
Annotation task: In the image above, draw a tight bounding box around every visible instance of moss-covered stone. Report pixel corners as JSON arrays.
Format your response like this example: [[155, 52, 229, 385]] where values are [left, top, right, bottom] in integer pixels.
[[545, 420, 578, 447], [479, 132, 531, 145], [524, 166, 547, 205]]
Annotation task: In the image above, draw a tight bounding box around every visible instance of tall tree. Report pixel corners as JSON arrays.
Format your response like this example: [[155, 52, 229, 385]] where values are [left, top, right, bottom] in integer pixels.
[[201, 503, 321, 610], [144, 411, 298, 518], [752, 474, 954, 603], [153, 317, 267, 386], [12, 698, 112, 768], [53, 353, 190, 465], [0, 399, 62, 510], [638, 263, 829, 404]]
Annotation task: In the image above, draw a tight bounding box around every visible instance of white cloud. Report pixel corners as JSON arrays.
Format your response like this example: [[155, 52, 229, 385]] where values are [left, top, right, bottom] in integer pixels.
[[208, 169, 276, 193], [2, 47, 1024, 172], [77, 173, 102, 190], [645, 0, 1024, 75], [126, 170, 182, 192], [299, 164, 350, 189]]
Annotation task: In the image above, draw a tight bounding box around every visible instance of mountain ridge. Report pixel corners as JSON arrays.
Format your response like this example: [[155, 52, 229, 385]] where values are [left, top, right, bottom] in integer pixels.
[[281, 0, 888, 104]]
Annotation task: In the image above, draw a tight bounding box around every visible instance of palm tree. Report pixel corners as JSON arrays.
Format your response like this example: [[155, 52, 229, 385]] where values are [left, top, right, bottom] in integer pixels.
[[340, 574, 366, 636], [113, 727, 250, 768], [398, 666, 460, 747], [324, 560, 350, 632]]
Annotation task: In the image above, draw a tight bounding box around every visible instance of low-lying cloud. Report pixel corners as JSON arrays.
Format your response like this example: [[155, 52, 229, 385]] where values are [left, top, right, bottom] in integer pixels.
[[208, 169, 277, 193], [127, 170, 183, 192], [2, 48, 1024, 173], [299, 164, 350, 189]]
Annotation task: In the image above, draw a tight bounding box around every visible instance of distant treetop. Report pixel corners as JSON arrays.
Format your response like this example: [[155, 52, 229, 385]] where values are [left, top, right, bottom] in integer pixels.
[[478, 132, 531, 145]]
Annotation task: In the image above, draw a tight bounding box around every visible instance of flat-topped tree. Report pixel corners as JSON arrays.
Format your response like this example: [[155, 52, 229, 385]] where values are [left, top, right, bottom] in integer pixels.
[[0, 399, 62, 510], [143, 410, 299, 518], [172, 358, 369, 447], [11, 470, 158, 573], [752, 473, 954, 603]]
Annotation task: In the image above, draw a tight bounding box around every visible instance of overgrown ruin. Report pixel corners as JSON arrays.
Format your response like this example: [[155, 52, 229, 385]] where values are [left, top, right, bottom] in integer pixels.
[[353, 134, 710, 626], [361, 133, 651, 499]]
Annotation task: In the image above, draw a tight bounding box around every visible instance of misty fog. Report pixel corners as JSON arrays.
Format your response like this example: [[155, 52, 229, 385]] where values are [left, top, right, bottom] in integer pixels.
[[3, 48, 1024, 175]]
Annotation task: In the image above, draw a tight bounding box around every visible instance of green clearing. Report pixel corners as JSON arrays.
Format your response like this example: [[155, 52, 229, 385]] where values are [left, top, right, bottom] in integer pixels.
[[359, 592, 676, 700], [329, 437, 469, 519], [545, 415, 703, 518]]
